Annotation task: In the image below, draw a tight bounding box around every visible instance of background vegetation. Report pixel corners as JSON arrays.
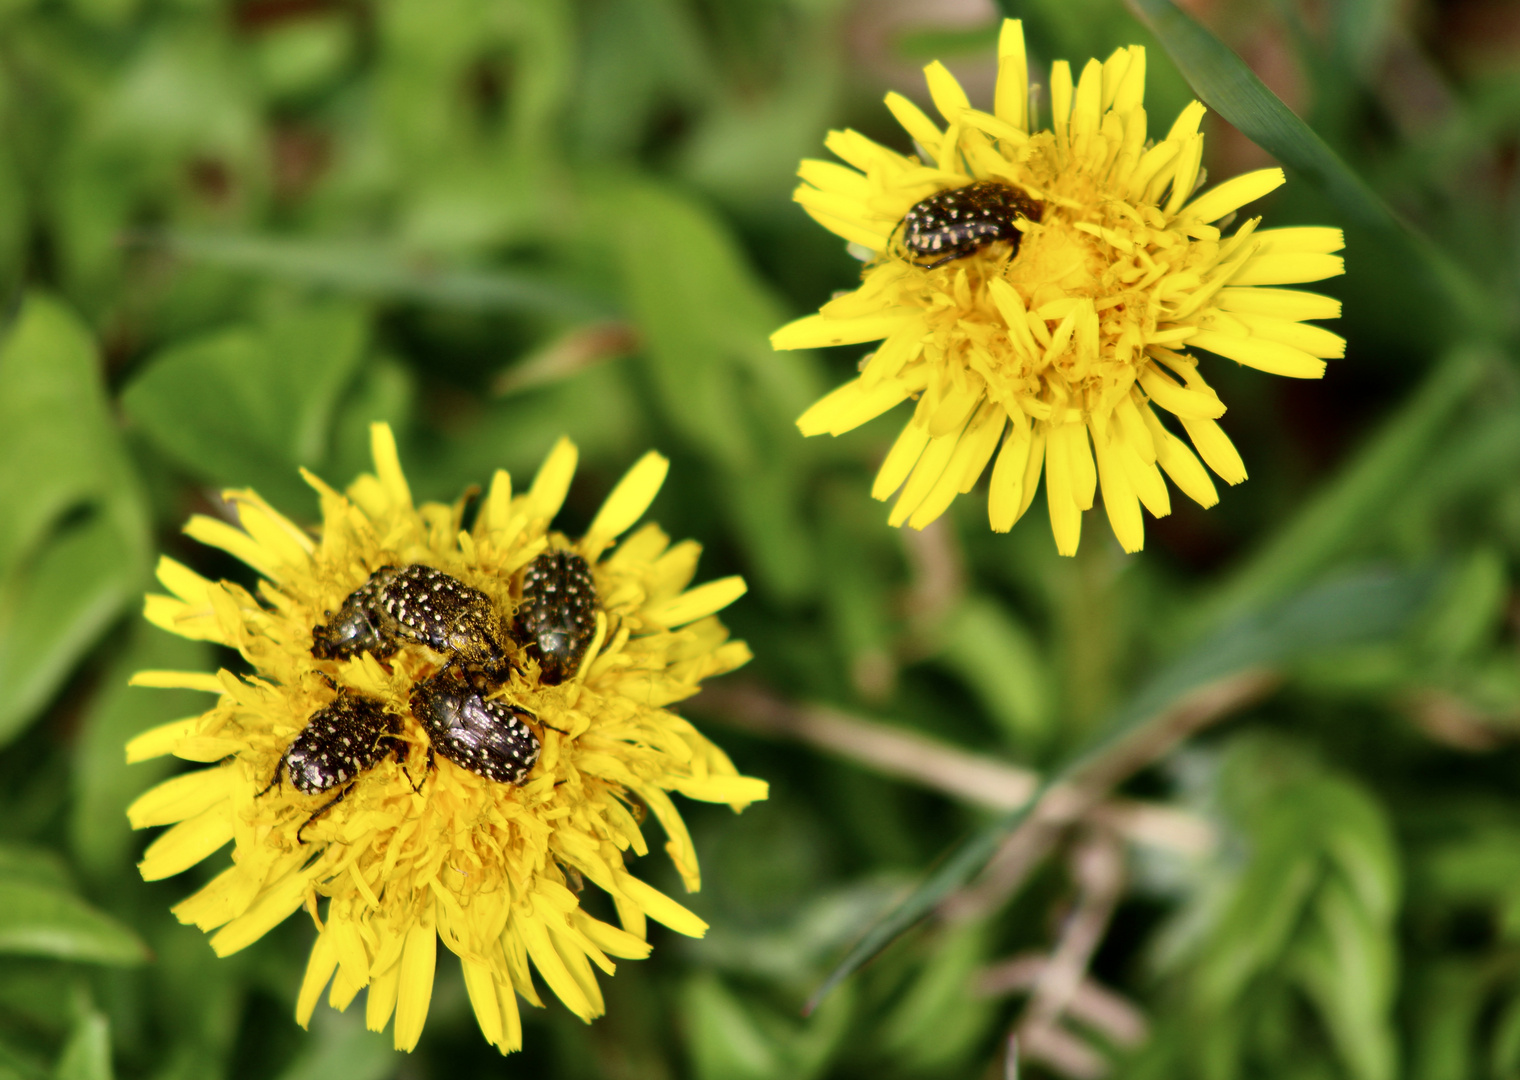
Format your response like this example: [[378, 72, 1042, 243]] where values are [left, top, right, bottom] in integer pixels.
[[1, 0, 1519, 1077]]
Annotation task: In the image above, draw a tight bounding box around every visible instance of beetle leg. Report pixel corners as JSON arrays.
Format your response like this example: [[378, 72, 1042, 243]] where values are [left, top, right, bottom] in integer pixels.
[[296, 782, 354, 845]]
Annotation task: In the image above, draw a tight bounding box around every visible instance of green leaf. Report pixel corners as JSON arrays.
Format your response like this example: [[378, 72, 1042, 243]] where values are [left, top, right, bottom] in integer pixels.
[[0, 294, 145, 580], [0, 293, 148, 743], [0, 514, 141, 747], [121, 302, 369, 506], [1124, 0, 1491, 327], [0, 876, 147, 966], [808, 567, 1435, 1011], [53, 1006, 111, 1080]]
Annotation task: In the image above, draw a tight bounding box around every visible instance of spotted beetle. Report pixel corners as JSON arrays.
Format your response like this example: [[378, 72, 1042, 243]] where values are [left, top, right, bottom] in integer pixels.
[[374, 565, 510, 681], [260, 692, 407, 843], [310, 570, 396, 663], [410, 671, 541, 785], [516, 550, 598, 685], [899, 181, 1042, 270]]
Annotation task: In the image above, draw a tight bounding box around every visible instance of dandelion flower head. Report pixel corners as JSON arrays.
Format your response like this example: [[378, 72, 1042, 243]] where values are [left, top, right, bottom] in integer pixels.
[[772, 19, 1346, 554], [126, 424, 763, 1053]]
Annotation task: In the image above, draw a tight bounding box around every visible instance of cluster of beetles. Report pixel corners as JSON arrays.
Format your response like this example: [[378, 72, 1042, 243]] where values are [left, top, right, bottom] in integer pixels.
[[265, 550, 599, 840]]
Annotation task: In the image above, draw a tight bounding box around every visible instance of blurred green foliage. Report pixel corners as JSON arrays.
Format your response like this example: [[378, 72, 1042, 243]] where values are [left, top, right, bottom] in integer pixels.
[[1, 0, 1519, 1077]]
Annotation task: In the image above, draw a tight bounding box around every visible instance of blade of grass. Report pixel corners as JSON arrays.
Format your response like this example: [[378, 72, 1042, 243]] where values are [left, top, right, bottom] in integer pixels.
[[131, 232, 613, 319], [1121, 0, 1493, 331]]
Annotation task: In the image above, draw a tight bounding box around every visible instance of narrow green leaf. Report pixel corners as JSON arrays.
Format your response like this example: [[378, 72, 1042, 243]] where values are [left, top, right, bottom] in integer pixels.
[[0, 878, 147, 966], [1124, 0, 1491, 327], [136, 232, 609, 318], [807, 567, 1435, 1011]]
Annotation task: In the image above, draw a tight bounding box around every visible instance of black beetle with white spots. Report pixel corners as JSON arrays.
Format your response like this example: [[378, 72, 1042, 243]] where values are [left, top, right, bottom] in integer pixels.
[[900, 180, 1043, 270]]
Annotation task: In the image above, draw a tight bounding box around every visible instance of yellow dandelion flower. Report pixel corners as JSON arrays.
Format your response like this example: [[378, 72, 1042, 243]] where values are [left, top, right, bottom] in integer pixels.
[[772, 19, 1345, 555], [126, 424, 763, 1053]]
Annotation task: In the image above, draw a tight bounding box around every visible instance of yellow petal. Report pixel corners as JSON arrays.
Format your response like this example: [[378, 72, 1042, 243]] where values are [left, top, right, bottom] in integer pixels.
[[1144, 406, 1219, 508], [1111, 46, 1147, 114], [1050, 60, 1073, 146], [587, 452, 668, 542], [296, 930, 340, 1029], [1071, 58, 1103, 142], [1044, 425, 1083, 556], [172, 866, 256, 931], [1230, 311, 1345, 357], [615, 872, 708, 938], [644, 577, 747, 627], [483, 468, 513, 535], [1179, 416, 1248, 485], [1215, 286, 1341, 321], [519, 910, 594, 1021], [462, 957, 505, 1049], [1138, 363, 1227, 419], [872, 420, 932, 500], [907, 401, 1004, 529], [995, 19, 1029, 130], [225, 492, 313, 568], [210, 864, 313, 957], [125, 716, 199, 763], [1182, 168, 1285, 223], [1254, 226, 1345, 253], [393, 902, 438, 1051], [138, 801, 234, 880], [366, 962, 401, 1034], [988, 420, 1031, 532], [771, 312, 910, 350], [528, 436, 579, 522], [1093, 427, 1144, 553], [127, 764, 234, 828], [797, 159, 869, 199], [129, 670, 226, 693], [1187, 329, 1327, 379], [960, 108, 1027, 148], [369, 422, 412, 510], [889, 416, 971, 527], [672, 774, 771, 806], [1165, 134, 1204, 214], [924, 60, 971, 124], [573, 910, 653, 961], [885, 91, 943, 154], [797, 376, 911, 438], [801, 205, 892, 252], [1231, 252, 1345, 286]]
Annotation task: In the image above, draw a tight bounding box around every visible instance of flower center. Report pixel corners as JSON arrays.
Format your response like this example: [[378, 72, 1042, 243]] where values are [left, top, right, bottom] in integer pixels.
[[1002, 216, 1105, 307]]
